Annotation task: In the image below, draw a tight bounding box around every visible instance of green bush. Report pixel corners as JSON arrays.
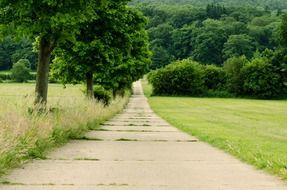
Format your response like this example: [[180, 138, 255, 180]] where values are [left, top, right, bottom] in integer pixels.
[[11, 59, 31, 82], [30, 73, 37, 81], [0, 72, 12, 81], [0, 72, 35, 81], [16, 59, 31, 68], [148, 59, 204, 96], [203, 65, 228, 91], [93, 85, 112, 106], [205, 89, 234, 98], [240, 58, 283, 98], [148, 56, 286, 99]]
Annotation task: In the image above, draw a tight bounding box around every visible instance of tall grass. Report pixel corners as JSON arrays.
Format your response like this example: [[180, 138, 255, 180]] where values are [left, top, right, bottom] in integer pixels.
[[0, 84, 129, 176]]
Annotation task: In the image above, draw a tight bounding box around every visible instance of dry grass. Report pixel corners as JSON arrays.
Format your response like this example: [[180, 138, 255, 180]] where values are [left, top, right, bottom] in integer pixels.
[[0, 83, 129, 175]]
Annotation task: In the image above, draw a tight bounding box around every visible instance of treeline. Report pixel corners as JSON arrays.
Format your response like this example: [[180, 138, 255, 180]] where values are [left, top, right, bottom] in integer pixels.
[[131, 0, 287, 10], [0, 0, 151, 105], [0, 37, 37, 70], [138, 4, 284, 69], [143, 3, 287, 99]]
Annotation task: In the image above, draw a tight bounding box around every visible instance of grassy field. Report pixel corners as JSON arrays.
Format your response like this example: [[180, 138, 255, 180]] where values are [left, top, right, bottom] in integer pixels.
[[0, 83, 83, 97], [142, 79, 287, 180], [0, 83, 129, 176]]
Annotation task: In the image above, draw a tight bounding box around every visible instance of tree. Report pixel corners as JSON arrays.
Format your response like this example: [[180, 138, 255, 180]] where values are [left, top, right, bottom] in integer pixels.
[[171, 25, 194, 60], [148, 23, 174, 52], [279, 14, 287, 47], [191, 19, 229, 65], [223, 34, 256, 60], [94, 5, 151, 96], [0, 0, 99, 104], [169, 6, 206, 28], [193, 30, 227, 65], [248, 15, 280, 50], [0, 36, 36, 70], [0, 36, 16, 70], [224, 56, 248, 93], [11, 38, 37, 70], [267, 14, 287, 94], [206, 3, 227, 19], [11, 59, 31, 82], [52, 1, 151, 97], [150, 46, 173, 70]]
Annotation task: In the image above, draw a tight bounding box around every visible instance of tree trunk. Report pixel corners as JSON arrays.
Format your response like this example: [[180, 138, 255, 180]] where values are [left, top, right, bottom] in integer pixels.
[[34, 37, 52, 105], [86, 72, 94, 99]]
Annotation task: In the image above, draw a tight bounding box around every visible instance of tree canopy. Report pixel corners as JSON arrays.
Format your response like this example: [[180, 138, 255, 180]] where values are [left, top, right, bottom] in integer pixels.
[[51, 0, 151, 97], [137, 3, 283, 68], [0, 0, 100, 104], [131, 0, 287, 10]]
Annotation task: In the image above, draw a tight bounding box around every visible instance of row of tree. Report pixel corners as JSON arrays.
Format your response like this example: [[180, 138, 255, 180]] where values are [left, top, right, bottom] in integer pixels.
[[136, 3, 284, 69], [131, 0, 287, 10], [0, 0, 151, 105]]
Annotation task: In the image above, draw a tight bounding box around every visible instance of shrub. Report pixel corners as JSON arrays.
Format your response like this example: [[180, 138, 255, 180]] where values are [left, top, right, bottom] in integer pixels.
[[268, 49, 287, 94], [224, 56, 248, 93], [0, 74, 4, 81], [203, 65, 228, 91], [205, 89, 234, 98], [240, 58, 283, 98], [93, 85, 112, 106], [148, 59, 204, 96], [0, 72, 12, 81], [11, 59, 31, 82], [0, 71, 35, 81], [16, 59, 31, 68], [30, 73, 37, 81]]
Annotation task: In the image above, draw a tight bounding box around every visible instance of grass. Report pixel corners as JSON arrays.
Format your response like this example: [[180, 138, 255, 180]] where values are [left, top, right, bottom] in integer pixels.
[[142, 79, 287, 180], [0, 83, 129, 176]]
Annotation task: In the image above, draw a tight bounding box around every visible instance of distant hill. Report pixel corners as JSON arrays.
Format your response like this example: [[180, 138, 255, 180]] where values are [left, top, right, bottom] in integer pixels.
[[131, 0, 287, 10]]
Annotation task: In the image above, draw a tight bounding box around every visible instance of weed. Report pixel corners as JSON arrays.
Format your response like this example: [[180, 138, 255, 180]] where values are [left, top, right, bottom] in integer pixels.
[[116, 138, 138, 141], [74, 158, 100, 161]]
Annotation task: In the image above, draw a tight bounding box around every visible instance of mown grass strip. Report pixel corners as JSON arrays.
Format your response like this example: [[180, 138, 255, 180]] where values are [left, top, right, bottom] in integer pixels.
[[142, 79, 287, 181]]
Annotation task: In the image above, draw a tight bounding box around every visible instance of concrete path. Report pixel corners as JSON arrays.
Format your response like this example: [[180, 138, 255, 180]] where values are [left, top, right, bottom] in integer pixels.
[[1, 81, 287, 190]]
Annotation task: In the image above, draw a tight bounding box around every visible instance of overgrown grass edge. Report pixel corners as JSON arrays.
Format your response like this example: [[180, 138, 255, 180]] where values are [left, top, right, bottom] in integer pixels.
[[0, 92, 130, 177]]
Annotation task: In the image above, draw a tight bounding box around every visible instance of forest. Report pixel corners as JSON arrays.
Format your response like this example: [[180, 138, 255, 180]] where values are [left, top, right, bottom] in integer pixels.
[[134, 2, 287, 98], [131, 0, 287, 10], [136, 3, 284, 69]]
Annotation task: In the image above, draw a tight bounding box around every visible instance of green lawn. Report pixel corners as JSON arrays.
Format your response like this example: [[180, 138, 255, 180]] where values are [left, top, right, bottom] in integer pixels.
[[142, 79, 287, 180]]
